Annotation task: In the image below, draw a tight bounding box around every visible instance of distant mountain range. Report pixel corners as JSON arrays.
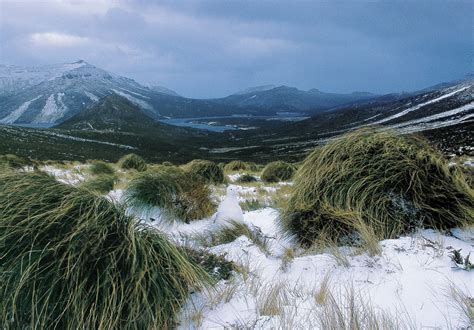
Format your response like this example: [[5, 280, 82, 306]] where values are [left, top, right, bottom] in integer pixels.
[[0, 73, 471, 163], [0, 60, 381, 125], [215, 85, 376, 112]]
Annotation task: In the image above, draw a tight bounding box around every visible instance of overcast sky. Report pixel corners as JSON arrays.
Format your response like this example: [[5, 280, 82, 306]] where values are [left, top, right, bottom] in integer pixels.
[[0, 0, 472, 98]]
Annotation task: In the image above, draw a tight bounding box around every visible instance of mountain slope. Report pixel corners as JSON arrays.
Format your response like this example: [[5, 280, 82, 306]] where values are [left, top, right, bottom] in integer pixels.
[[214, 85, 377, 113], [0, 61, 250, 125], [57, 94, 155, 131]]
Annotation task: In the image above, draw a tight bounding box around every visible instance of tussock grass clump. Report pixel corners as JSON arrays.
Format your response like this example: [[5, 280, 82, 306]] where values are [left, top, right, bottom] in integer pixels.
[[0, 154, 30, 169], [224, 160, 248, 172], [89, 160, 115, 175], [200, 220, 269, 253], [118, 153, 147, 171], [281, 128, 474, 246], [0, 172, 208, 329], [261, 161, 296, 183], [81, 174, 117, 194], [124, 167, 215, 222], [183, 159, 225, 184], [236, 173, 258, 183]]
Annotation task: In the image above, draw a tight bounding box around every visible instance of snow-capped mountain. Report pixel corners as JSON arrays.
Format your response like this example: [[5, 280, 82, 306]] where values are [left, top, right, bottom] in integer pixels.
[[0, 60, 162, 125], [0, 60, 246, 125]]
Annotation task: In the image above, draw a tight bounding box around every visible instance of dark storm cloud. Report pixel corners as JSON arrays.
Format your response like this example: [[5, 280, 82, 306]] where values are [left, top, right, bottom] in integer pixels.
[[0, 0, 472, 98]]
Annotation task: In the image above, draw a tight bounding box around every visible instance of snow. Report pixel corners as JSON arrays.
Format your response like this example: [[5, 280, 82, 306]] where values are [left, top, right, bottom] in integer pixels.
[[40, 131, 137, 149], [390, 101, 474, 134], [213, 185, 245, 225], [373, 85, 471, 125], [33, 93, 68, 123], [44, 166, 474, 328], [84, 91, 99, 102], [40, 165, 86, 185], [0, 95, 42, 124], [176, 208, 473, 329], [111, 88, 154, 110]]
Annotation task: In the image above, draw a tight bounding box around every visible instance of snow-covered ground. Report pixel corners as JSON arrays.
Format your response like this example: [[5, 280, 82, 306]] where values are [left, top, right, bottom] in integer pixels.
[[38, 163, 474, 328], [161, 208, 473, 329]]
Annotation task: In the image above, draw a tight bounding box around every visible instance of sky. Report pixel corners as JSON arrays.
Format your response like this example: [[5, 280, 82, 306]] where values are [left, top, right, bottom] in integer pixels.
[[0, 0, 472, 98]]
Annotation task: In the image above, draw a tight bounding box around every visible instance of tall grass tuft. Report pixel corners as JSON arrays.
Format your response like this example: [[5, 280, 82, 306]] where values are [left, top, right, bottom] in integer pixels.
[[183, 159, 225, 184], [0, 171, 208, 329], [124, 166, 215, 222], [280, 128, 474, 246], [117, 153, 147, 171], [261, 161, 296, 183], [0, 154, 31, 169], [224, 160, 248, 172], [81, 174, 117, 194], [89, 160, 115, 175]]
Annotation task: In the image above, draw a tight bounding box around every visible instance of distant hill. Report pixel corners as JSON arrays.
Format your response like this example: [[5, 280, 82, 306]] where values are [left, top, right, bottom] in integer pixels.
[[214, 85, 377, 113], [149, 85, 181, 97], [57, 94, 156, 131]]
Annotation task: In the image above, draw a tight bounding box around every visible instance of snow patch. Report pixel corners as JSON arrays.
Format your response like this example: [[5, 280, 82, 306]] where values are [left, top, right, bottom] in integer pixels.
[[0, 95, 42, 124]]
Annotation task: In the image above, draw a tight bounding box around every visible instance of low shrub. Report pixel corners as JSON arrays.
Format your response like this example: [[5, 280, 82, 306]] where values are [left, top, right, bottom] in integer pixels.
[[261, 161, 296, 183], [118, 153, 147, 171], [183, 159, 225, 184], [124, 167, 216, 222], [0, 172, 208, 328], [280, 128, 474, 246]]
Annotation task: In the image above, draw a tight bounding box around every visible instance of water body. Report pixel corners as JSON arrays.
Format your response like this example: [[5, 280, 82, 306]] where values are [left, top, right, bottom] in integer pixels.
[[9, 123, 54, 129], [159, 113, 309, 132]]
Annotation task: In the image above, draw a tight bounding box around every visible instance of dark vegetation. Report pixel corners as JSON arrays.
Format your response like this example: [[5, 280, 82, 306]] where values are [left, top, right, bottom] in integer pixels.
[[261, 161, 296, 183], [124, 166, 216, 223], [183, 159, 225, 184], [0, 171, 208, 329]]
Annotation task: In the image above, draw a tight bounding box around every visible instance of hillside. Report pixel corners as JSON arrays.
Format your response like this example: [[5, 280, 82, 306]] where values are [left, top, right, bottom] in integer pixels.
[[214, 85, 377, 113], [57, 94, 156, 131]]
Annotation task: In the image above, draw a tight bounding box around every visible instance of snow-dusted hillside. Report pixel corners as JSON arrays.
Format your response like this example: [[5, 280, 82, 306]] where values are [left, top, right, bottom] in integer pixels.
[[0, 60, 162, 124], [0, 60, 245, 125]]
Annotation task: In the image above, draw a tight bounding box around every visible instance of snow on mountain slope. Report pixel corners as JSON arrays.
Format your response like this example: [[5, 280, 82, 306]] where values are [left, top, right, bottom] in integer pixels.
[[373, 85, 471, 125], [0, 60, 87, 95], [0, 60, 165, 124], [0, 95, 42, 124]]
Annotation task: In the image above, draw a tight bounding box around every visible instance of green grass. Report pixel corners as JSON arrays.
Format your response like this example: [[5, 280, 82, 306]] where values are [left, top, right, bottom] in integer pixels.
[[118, 153, 147, 171], [0, 171, 208, 329], [124, 166, 216, 223], [88, 160, 115, 175], [183, 159, 225, 184], [261, 161, 296, 183], [280, 128, 474, 246]]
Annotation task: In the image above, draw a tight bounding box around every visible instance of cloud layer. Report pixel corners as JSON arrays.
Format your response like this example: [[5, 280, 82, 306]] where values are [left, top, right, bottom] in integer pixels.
[[0, 0, 472, 98]]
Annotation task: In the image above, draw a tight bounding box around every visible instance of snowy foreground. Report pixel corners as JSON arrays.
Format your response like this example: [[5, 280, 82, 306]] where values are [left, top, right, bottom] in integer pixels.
[[42, 166, 473, 329], [166, 209, 473, 329]]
